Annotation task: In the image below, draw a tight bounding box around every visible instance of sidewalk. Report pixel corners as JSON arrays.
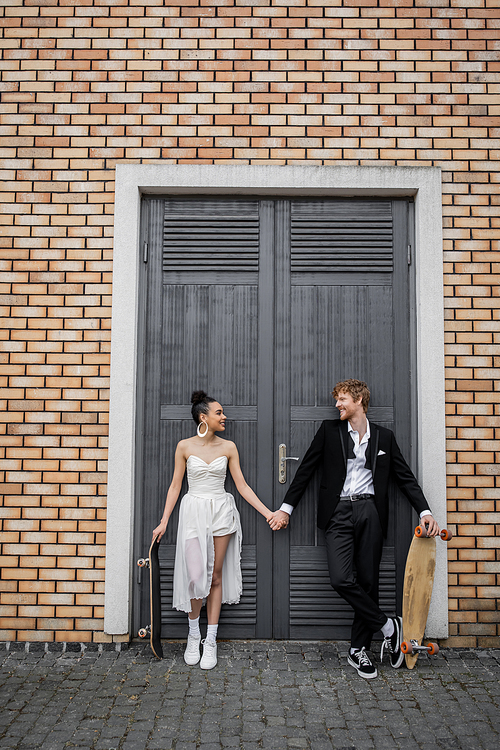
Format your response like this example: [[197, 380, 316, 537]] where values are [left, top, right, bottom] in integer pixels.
[[0, 640, 499, 750]]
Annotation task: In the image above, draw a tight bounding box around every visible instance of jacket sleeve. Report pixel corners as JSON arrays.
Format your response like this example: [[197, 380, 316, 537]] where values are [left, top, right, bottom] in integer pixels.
[[389, 432, 431, 516], [282, 421, 326, 509]]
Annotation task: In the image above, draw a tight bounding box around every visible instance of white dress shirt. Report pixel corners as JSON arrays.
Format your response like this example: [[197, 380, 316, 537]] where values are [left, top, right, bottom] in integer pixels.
[[340, 419, 375, 497]]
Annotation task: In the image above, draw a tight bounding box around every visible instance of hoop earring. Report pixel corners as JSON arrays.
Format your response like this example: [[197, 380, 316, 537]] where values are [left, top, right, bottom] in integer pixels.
[[197, 422, 208, 438]]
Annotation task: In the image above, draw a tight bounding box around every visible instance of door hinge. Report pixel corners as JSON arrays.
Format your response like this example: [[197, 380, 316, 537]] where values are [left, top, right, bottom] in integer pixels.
[[407, 244, 411, 265], [143, 241, 148, 263]]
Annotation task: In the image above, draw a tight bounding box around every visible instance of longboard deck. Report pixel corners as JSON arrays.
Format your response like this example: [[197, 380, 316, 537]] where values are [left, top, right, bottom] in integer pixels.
[[402, 534, 436, 669]]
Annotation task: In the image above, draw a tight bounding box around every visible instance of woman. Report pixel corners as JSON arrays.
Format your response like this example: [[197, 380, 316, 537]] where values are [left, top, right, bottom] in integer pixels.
[[153, 391, 283, 670]]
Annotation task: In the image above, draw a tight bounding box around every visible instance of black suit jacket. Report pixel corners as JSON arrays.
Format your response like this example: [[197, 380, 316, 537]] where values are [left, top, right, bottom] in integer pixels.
[[282, 419, 431, 535]]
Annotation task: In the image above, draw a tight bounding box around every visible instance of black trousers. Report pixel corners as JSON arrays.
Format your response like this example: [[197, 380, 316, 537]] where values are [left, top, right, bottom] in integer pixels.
[[325, 497, 388, 650]]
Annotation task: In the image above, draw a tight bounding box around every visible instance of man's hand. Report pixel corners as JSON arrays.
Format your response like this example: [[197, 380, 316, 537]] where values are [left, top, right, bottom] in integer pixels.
[[267, 510, 290, 531], [421, 514, 440, 537]]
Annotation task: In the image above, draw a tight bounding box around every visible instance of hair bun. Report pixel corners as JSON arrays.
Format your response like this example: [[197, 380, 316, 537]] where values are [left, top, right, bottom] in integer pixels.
[[191, 390, 207, 405]]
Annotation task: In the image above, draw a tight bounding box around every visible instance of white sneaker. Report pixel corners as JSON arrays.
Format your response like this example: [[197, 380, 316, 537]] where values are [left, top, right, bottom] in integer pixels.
[[184, 634, 201, 665], [200, 638, 217, 670]]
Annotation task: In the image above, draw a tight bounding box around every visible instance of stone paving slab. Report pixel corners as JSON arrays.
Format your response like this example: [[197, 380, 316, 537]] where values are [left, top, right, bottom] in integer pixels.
[[0, 641, 499, 750]]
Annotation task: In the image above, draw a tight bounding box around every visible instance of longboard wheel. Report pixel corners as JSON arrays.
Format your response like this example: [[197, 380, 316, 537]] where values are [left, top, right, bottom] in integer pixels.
[[138, 626, 150, 638], [427, 642, 439, 655], [137, 558, 149, 568], [415, 525, 453, 541], [401, 640, 413, 654]]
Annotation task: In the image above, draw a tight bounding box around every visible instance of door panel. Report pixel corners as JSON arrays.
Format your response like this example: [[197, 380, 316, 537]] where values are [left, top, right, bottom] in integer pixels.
[[273, 199, 408, 638], [134, 196, 414, 640]]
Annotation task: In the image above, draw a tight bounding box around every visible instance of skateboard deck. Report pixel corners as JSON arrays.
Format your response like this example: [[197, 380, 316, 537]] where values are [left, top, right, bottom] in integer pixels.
[[402, 524, 451, 669], [137, 535, 163, 659]]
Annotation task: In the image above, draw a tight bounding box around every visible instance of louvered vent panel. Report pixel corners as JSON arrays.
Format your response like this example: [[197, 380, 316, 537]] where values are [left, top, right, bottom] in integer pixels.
[[163, 199, 260, 273], [290, 547, 396, 629], [291, 200, 393, 273]]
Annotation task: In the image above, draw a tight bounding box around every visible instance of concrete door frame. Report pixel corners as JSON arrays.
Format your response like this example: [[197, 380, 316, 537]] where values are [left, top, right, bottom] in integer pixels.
[[105, 164, 447, 639]]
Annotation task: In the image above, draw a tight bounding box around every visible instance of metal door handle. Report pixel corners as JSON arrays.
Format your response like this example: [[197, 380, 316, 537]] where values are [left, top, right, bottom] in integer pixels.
[[278, 443, 299, 484]]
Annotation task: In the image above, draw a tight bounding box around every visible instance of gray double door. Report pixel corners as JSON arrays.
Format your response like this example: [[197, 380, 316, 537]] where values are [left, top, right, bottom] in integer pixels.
[[134, 195, 416, 640]]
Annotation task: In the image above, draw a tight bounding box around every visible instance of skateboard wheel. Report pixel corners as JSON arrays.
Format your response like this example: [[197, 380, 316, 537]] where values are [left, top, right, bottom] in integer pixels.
[[415, 525, 426, 538], [401, 641, 413, 655], [137, 558, 149, 568], [427, 642, 439, 656], [138, 626, 150, 638], [440, 529, 453, 541]]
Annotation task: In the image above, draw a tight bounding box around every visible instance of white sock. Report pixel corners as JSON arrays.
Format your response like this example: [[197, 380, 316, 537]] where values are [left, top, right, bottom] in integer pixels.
[[188, 615, 200, 638], [381, 618, 394, 638], [206, 624, 218, 643]]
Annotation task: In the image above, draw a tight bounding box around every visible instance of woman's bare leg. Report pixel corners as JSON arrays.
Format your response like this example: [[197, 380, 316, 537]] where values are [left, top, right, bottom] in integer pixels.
[[189, 599, 203, 619], [206, 534, 231, 625]]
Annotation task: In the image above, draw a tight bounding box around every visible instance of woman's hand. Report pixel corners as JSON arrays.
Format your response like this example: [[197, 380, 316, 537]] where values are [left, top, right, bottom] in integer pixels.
[[152, 520, 167, 542]]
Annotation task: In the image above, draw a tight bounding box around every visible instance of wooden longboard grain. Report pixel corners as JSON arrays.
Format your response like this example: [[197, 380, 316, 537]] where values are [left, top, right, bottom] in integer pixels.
[[402, 535, 436, 669]]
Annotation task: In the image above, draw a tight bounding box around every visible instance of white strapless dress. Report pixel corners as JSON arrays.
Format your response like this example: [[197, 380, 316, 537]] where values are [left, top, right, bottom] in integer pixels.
[[172, 455, 242, 613]]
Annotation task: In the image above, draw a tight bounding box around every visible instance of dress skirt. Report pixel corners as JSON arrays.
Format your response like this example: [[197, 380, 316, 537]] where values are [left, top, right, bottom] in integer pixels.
[[172, 490, 243, 613]]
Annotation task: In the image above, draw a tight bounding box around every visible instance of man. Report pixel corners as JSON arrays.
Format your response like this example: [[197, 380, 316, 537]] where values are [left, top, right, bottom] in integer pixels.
[[271, 379, 439, 679]]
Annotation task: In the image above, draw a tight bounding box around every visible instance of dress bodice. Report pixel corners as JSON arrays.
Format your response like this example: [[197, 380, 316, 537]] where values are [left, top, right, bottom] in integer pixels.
[[186, 455, 228, 499]]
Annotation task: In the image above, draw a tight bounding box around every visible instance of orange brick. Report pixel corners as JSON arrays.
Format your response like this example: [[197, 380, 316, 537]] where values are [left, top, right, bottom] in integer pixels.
[[0, 0, 497, 649]]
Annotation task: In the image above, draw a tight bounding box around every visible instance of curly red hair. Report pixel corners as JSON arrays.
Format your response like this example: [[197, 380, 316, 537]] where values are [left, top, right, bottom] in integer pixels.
[[331, 379, 370, 413]]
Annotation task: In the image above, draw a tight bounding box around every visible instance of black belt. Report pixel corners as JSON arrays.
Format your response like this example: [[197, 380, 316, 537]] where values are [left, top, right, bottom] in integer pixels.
[[341, 494, 374, 502]]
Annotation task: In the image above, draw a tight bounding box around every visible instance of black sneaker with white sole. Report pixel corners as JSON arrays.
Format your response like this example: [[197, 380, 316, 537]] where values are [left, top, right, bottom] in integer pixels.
[[380, 615, 404, 668], [347, 647, 377, 679]]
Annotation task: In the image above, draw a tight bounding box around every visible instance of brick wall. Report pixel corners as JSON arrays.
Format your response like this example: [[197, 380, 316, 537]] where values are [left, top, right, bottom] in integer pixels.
[[0, 0, 498, 646]]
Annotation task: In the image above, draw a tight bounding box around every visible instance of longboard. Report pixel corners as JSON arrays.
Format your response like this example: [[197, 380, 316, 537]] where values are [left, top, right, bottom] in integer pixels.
[[137, 534, 163, 659], [402, 524, 452, 669]]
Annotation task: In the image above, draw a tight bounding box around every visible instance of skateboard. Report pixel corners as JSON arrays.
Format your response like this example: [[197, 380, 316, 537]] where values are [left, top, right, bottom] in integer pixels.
[[137, 534, 163, 659], [401, 523, 452, 669]]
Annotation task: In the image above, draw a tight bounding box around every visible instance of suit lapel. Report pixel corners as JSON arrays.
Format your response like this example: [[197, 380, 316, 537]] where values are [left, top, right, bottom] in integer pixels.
[[338, 419, 379, 475], [339, 420, 349, 468], [370, 422, 379, 477]]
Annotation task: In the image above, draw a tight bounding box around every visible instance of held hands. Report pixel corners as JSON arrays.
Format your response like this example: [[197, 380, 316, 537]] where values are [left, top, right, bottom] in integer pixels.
[[267, 509, 290, 531]]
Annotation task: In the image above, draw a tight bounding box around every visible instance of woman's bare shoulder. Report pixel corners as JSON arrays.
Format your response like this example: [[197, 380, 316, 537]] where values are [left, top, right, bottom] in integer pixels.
[[176, 437, 196, 456], [224, 439, 238, 456]]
